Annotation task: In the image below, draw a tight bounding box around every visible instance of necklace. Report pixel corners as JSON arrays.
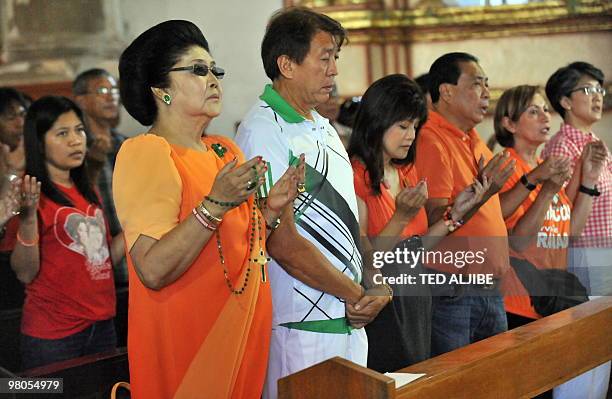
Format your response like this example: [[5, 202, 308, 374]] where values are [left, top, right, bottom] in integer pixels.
[[211, 145, 268, 294], [215, 200, 268, 294]]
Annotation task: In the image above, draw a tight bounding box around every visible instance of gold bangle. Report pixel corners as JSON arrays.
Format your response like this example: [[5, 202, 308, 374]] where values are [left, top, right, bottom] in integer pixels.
[[192, 208, 216, 231], [382, 283, 393, 302], [198, 202, 222, 225]]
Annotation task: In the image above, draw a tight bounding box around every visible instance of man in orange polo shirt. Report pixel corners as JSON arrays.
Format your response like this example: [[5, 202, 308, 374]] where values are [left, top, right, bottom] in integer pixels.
[[415, 52, 515, 356]]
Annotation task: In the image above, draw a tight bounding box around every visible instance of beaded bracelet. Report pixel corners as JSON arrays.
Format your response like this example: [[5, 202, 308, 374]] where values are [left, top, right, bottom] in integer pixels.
[[442, 206, 464, 232], [17, 231, 39, 247], [204, 196, 242, 208], [192, 208, 216, 231], [198, 201, 222, 225]]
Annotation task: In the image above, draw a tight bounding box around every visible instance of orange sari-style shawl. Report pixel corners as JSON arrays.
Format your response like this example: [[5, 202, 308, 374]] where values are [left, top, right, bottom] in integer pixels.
[[113, 134, 271, 399]]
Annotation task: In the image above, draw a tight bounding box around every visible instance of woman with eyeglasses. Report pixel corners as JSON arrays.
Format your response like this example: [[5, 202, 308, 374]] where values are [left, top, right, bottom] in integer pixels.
[[114, 20, 303, 398], [541, 62, 611, 399], [543, 62, 611, 294]]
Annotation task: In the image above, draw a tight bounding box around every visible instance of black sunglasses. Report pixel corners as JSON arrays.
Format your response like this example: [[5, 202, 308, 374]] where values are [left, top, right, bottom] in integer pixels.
[[169, 63, 225, 79]]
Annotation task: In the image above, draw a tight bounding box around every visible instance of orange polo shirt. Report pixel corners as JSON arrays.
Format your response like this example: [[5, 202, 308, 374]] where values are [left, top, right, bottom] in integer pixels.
[[414, 111, 510, 277]]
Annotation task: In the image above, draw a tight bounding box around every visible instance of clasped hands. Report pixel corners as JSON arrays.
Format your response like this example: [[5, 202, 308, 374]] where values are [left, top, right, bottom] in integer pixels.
[[523, 140, 607, 193], [345, 284, 390, 329], [523, 154, 571, 193]]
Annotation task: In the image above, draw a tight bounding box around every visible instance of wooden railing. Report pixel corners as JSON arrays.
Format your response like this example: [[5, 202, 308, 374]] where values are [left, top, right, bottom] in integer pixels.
[[279, 296, 612, 399], [14, 348, 128, 399]]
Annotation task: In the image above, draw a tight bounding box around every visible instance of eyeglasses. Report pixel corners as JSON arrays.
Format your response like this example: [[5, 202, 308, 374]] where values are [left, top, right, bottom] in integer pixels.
[[568, 86, 606, 97], [169, 64, 225, 79], [0, 109, 26, 121], [82, 87, 120, 97]]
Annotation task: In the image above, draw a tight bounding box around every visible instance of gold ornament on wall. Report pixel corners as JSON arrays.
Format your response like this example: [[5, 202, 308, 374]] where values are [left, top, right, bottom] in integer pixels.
[[285, 0, 611, 43]]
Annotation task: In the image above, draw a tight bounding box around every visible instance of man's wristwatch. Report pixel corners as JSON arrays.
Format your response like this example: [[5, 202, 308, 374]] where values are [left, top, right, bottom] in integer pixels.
[[265, 217, 281, 230]]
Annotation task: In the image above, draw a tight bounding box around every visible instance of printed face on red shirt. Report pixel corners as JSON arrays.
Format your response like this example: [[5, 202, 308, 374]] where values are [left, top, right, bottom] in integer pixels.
[[511, 93, 552, 146], [447, 61, 490, 130], [44, 111, 87, 173], [60, 206, 111, 278], [564, 75, 604, 126], [383, 119, 418, 161]]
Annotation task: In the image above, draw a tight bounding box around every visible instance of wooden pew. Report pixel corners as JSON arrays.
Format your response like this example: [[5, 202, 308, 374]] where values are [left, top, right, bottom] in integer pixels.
[[278, 296, 612, 399], [0, 366, 18, 399], [0, 252, 25, 310], [17, 348, 129, 399], [0, 308, 22, 372], [0, 286, 128, 374]]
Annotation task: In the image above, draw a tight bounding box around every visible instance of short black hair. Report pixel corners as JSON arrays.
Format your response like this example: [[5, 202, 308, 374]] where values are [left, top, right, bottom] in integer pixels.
[[428, 52, 479, 103], [545, 61, 604, 119], [494, 85, 540, 148], [261, 7, 346, 81], [414, 73, 430, 95], [337, 97, 360, 127], [73, 68, 113, 96], [0, 87, 27, 115], [348, 74, 428, 195], [23, 96, 99, 207], [119, 20, 209, 126]]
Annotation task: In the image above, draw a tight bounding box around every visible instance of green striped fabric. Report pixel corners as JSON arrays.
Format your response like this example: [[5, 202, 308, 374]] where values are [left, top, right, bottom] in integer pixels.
[[280, 317, 354, 334]]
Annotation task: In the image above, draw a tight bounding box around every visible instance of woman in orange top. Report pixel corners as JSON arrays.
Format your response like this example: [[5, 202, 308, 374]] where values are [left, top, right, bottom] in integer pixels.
[[114, 20, 302, 399], [494, 85, 605, 325], [348, 74, 489, 372]]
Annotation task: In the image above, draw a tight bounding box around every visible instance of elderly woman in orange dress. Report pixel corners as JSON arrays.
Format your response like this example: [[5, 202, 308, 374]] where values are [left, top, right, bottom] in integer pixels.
[[114, 20, 303, 399]]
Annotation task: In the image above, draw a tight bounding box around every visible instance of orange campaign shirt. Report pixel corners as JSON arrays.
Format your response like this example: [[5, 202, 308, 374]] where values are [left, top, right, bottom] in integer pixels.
[[500, 148, 572, 319], [414, 111, 510, 277], [352, 160, 428, 239]]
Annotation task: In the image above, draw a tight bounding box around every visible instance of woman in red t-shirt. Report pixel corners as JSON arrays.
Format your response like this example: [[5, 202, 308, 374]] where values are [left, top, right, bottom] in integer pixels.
[[10, 96, 124, 370], [347, 74, 490, 372]]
